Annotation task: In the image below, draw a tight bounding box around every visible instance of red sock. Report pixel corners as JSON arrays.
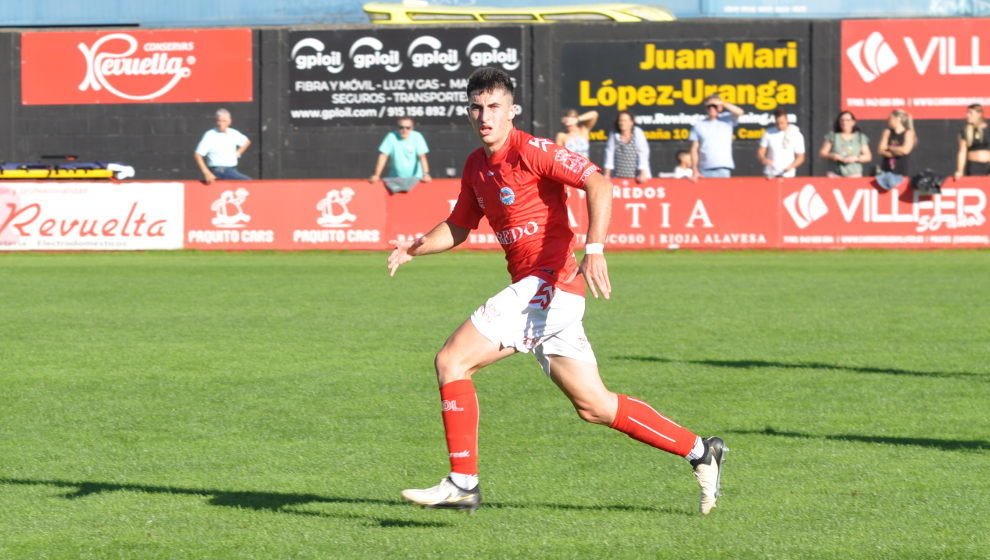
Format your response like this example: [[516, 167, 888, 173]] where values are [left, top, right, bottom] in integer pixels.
[[439, 379, 479, 476], [610, 394, 697, 457]]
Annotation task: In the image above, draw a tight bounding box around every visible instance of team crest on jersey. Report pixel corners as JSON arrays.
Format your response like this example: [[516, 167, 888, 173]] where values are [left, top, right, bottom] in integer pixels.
[[499, 186, 516, 205]]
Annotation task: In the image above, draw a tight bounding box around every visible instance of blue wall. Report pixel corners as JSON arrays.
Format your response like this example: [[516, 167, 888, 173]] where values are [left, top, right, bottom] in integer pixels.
[[3, 0, 987, 27]]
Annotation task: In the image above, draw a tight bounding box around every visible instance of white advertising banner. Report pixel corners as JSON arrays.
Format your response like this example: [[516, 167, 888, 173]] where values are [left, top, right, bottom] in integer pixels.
[[0, 182, 184, 251]]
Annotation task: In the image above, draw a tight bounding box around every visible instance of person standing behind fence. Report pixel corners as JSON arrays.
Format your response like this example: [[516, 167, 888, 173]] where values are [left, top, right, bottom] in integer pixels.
[[757, 108, 805, 178], [689, 95, 744, 181], [555, 109, 598, 159], [369, 118, 432, 183], [954, 104, 990, 180], [603, 111, 650, 183], [819, 111, 871, 178], [875, 109, 916, 190], [194, 108, 251, 184]]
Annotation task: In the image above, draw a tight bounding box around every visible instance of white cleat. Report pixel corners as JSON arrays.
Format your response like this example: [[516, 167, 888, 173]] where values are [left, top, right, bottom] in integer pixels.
[[690, 437, 726, 515], [401, 477, 481, 512]]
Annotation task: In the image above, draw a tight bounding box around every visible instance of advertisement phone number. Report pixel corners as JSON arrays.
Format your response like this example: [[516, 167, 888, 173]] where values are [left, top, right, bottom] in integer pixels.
[[386, 105, 469, 118]]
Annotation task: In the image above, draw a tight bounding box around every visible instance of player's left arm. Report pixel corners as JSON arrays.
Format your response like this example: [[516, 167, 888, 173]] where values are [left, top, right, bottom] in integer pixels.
[[572, 172, 612, 300]]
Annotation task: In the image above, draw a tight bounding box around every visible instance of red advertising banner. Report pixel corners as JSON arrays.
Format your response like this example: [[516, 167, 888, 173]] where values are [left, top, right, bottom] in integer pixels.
[[777, 177, 989, 248], [385, 182, 499, 250], [568, 177, 779, 249], [841, 18, 990, 119], [3, 177, 987, 252], [184, 180, 385, 250], [21, 29, 253, 105]]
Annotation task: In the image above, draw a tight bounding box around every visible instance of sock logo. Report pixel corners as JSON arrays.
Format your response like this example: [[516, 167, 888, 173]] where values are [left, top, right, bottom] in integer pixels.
[[449, 450, 471, 458], [441, 400, 464, 412]]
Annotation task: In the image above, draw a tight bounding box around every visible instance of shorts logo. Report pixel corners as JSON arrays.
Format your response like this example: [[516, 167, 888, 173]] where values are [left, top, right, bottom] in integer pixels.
[[529, 282, 554, 310], [499, 186, 516, 205]]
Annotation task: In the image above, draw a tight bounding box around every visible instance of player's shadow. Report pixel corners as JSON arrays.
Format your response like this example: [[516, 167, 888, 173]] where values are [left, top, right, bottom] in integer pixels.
[[0, 477, 449, 528], [0, 477, 689, 519], [729, 427, 990, 453], [614, 355, 987, 381]]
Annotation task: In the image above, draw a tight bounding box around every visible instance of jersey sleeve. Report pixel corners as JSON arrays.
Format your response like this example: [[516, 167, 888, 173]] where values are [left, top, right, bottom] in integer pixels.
[[446, 176, 484, 230], [521, 136, 600, 190]]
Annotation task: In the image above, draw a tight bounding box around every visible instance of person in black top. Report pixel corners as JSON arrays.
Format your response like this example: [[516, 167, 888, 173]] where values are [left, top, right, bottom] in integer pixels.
[[955, 104, 990, 179], [875, 109, 916, 190], [877, 109, 915, 175]]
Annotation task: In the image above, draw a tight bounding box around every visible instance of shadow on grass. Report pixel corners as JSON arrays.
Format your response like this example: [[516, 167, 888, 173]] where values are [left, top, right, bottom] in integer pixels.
[[730, 427, 990, 452], [0, 477, 688, 520], [615, 355, 987, 381]]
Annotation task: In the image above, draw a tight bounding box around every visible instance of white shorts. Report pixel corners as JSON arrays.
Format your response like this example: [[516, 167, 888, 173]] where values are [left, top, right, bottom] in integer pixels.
[[470, 276, 597, 375]]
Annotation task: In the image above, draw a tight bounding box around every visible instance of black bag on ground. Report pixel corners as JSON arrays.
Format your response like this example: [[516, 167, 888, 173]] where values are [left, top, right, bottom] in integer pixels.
[[910, 169, 945, 195]]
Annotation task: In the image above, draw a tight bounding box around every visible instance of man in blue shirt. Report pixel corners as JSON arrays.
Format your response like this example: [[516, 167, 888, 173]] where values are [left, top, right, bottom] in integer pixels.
[[688, 96, 744, 180], [194, 109, 251, 183], [369, 118, 433, 183]]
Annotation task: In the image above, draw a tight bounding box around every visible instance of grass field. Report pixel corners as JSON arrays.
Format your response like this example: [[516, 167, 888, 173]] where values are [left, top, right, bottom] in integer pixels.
[[1, 250, 987, 559]]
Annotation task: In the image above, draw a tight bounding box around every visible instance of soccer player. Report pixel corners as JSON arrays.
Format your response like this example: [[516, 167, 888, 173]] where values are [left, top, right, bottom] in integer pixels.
[[387, 67, 726, 515]]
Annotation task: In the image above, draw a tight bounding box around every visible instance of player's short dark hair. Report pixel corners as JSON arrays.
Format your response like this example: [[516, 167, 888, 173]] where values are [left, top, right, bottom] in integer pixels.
[[467, 67, 514, 99], [772, 108, 788, 119]]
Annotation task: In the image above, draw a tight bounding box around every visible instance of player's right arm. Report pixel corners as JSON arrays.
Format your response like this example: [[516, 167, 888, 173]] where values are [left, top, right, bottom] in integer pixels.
[[387, 221, 469, 277], [388, 163, 481, 277]]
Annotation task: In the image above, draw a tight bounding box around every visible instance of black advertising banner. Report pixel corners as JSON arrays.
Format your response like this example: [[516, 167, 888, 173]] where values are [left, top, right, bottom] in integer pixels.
[[561, 38, 807, 142], [289, 28, 524, 125]]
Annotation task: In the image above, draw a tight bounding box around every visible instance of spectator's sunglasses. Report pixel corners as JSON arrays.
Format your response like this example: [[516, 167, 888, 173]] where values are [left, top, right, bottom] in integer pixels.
[[398, 125, 413, 130]]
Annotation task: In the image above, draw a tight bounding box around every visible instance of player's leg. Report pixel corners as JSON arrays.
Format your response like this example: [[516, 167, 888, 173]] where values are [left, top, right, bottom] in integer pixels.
[[543, 347, 725, 514], [545, 355, 698, 454], [435, 318, 515, 486], [401, 318, 515, 511]]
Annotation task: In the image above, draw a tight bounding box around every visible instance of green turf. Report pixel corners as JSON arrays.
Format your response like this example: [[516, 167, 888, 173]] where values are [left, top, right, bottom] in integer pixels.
[[1, 250, 987, 559]]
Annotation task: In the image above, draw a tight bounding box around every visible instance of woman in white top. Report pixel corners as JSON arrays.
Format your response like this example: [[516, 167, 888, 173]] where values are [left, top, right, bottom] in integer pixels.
[[555, 109, 598, 159]]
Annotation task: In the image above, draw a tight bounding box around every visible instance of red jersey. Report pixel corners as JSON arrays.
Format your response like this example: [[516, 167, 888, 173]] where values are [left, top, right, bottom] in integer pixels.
[[447, 128, 600, 297]]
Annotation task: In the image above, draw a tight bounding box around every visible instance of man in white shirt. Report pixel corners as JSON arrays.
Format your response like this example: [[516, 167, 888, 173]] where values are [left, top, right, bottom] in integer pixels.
[[194, 109, 251, 183], [757, 108, 806, 178]]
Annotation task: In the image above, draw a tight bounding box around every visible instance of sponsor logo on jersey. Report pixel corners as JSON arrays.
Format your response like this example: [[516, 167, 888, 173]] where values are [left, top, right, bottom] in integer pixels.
[[495, 221, 539, 245], [499, 186, 516, 205]]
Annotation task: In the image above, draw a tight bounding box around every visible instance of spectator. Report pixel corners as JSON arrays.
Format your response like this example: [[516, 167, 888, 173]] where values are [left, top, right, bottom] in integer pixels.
[[819, 111, 871, 178], [757, 108, 806, 178], [603, 111, 650, 183], [555, 109, 598, 159], [689, 95, 744, 180], [369, 117, 432, 183], [954, 104, 990, 179], [673, 150, 694, 179], [876, 109, 916, 190], [194, 108, 251, 183]]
